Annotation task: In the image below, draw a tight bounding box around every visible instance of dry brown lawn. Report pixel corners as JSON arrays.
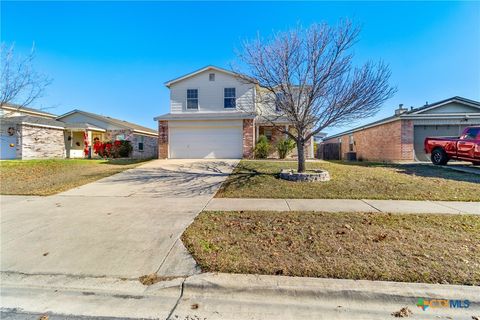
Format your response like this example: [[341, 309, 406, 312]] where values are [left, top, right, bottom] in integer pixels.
[[216, 160, 480, 201], [182, 210, 480, 285], [0, 159, 149, 195]]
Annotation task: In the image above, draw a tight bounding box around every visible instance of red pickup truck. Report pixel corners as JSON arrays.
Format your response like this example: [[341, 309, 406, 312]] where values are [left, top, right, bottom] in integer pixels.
[[424, 126, 480, 165]]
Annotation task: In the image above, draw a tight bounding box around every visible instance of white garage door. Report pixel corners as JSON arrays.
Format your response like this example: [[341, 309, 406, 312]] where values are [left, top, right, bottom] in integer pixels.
[[0, 135, 17, 159], [169, 120, 243, 159], [413, 125, 469, 161]]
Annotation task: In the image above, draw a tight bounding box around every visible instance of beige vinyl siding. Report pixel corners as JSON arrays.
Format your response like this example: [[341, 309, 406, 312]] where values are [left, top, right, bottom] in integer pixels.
[[420, 102, 480, 114], [169, 70, 255, 113], [59, 113, 119, 130]]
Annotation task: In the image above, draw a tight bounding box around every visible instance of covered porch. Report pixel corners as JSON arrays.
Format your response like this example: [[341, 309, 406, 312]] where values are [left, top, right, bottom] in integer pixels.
[[254, 121, 315, 159], [64, 124, 106, 159]]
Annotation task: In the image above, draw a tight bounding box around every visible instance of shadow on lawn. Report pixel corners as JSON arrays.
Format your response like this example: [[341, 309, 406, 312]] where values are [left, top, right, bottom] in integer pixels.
[[100, 158, 152, 165], [219, 164, 277, 191], [326, 160, 480, 184]]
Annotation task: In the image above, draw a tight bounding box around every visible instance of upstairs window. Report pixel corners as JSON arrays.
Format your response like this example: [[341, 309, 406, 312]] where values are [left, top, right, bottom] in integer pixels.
[[275, 92, 285, 112], [209, 73, 215, 81], [186, 89, 198, 110], [224, 88, 236, 108]]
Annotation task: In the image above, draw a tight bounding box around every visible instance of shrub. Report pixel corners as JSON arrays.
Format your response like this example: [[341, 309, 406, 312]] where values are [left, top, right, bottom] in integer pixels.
[[254, 135, 271, 159], [95, 140, 132, 158], [117, 140, 133, 157], [276, 138, 296, 159]]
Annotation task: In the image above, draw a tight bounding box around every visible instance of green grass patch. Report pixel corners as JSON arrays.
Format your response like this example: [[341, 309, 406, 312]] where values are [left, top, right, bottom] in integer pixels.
[[216, 160, 480, 201], [182, 210, 480, 285], [0, 158, 150, 195]]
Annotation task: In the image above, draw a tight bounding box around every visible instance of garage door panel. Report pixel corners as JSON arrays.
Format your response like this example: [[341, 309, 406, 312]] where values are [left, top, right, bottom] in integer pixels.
[[169, 122, 243, 159], [413, 125, 468, 161]]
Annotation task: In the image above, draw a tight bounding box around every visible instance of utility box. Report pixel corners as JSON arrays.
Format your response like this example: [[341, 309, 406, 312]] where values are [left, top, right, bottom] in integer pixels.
[[344, 152, 357, 161]]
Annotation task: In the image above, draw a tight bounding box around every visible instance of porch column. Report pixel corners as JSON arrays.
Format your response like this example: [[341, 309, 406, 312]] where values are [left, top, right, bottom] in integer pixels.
[[87, 130, 93, 158]]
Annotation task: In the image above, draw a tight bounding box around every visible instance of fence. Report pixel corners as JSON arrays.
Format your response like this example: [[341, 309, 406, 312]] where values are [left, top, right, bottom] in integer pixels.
[[318, 142, 341, 160]]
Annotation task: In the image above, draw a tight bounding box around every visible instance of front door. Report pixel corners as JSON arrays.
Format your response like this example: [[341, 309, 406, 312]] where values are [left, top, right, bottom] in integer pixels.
[[0, 135, 17, 159]]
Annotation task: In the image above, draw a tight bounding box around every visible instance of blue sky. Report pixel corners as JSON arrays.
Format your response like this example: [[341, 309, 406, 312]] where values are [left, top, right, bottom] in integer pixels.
[[2, 1, 479, 135]]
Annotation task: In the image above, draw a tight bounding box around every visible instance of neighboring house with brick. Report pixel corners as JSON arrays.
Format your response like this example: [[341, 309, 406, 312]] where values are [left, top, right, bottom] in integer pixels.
[[0, 105, 158, 160], [58, 110, 158, 159], [154, 65, 315, 159], [321, 96, 480, 162]]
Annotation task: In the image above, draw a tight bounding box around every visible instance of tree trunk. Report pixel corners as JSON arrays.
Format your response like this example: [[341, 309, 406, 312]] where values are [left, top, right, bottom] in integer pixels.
[[297, 139, 306, 173]]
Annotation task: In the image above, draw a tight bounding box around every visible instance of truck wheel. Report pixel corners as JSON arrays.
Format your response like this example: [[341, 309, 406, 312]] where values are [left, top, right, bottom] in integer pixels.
[[431, 149, 449, 165]]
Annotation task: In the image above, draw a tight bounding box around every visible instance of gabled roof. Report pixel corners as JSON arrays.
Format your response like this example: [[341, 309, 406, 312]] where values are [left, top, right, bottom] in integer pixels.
[[325, 96, 480, 140], [164, 65, 240, 87], [0, 115, 65, 129], [406, 96, 480, 114], [0, 103, 58, 118], [57, 109, 157, 136]]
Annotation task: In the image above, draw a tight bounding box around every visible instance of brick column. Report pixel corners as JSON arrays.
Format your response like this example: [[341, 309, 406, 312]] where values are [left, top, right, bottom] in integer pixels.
[[242, 119, 254, 159], [158, 120, 169, 159], [401, 119, 414, 161]]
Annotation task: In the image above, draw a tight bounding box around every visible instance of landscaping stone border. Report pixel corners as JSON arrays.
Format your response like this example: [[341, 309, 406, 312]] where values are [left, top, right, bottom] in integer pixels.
[[279, 169, 331, 182]]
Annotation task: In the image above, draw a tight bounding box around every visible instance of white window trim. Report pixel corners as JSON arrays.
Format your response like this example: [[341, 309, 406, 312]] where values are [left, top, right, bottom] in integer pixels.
[[186, 88, 199, 110], [224, 87, 236, 109]]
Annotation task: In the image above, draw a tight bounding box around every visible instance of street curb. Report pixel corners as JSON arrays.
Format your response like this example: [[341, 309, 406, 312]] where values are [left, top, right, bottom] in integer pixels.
[[182, 273, 480, 303], [2, 271, 479, 319]]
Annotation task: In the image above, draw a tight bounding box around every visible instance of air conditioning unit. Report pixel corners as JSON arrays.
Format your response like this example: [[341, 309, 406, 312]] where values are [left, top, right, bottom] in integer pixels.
[[344, 152, 357, 161]]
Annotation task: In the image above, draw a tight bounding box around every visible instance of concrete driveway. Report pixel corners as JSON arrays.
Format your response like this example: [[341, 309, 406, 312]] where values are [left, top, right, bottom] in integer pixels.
[[0, 159, 238, 279]]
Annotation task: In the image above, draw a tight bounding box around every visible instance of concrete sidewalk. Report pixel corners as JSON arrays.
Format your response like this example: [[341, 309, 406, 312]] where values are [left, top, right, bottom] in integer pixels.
[[206, 198, 480, 214], [1, 272, 478, 320]]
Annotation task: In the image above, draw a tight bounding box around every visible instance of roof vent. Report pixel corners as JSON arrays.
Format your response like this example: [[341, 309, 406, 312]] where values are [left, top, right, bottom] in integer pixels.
[[395, 104, 408, 116]]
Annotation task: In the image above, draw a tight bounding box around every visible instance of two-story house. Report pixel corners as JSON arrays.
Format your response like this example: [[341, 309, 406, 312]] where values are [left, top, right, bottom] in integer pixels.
[[154, 66, 315, 159]]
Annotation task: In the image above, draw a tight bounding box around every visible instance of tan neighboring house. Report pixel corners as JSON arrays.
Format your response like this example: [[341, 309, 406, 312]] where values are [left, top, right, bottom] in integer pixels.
[[0, 105, 158, 160], [154, 65, 315, 159], [57, 110, 158, 159], [321, 96, 480, 162]]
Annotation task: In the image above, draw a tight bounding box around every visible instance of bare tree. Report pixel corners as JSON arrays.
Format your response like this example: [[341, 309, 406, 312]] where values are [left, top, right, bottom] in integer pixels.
[[235, 21, 396, 172], [1, 43, 51, 114]]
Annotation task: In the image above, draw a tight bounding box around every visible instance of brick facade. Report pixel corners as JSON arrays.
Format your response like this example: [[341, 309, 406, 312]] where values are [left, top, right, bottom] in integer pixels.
[[106, 129, 158, 159], [242, 119, 254, 159], [19, 125, 66, 159], [131, 134, 158, 159], [154, 119, 310, 160], [400, 120, 414, 160], [324, 119, 414, 162], [158, 120, 169, 159]]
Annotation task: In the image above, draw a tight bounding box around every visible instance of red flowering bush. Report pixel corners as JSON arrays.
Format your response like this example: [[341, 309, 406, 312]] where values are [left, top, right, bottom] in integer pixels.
[[94, 140, 132, 158]]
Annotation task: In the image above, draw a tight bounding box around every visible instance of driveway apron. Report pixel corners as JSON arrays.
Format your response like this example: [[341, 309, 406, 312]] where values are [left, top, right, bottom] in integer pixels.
[[0, 159, 238, 279]]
